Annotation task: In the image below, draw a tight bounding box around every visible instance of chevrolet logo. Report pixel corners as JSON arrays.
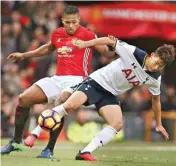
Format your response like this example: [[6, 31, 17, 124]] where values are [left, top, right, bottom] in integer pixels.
[[57, 46, 72, 54]]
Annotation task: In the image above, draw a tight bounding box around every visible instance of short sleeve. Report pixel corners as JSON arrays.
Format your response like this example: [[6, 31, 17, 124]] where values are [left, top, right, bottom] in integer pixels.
[[115, 40, 136, 57], [148, 76, 161, 96], [86, 30, 96, 40]]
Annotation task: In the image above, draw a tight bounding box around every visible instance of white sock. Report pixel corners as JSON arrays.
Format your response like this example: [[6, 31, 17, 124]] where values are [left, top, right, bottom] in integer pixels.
[[52, 104, 68, 117], [81, 125, 117, 153], [31, 125, 43, 137]]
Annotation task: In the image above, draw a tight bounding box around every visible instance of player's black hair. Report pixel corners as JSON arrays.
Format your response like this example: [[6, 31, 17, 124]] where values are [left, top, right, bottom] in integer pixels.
[[62, 5, 79, 16], [155, 44, 175, 66]]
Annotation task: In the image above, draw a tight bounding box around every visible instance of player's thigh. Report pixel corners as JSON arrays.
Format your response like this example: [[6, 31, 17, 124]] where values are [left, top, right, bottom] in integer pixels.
[[63, 91, 88, 111], [35, 76, 64, 104], [19, 84, 47, 106], [99, 105, 123, 131]]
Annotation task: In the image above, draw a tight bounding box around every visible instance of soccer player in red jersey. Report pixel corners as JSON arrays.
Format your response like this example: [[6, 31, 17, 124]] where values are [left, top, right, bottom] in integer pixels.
[[1, 5, 114, 158]]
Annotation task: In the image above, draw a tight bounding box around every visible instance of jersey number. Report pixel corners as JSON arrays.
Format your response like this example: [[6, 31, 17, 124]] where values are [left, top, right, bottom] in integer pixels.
[[122, 69, 140, 86]]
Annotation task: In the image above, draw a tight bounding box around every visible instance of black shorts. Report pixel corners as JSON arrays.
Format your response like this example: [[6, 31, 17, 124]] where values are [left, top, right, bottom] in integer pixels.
[[75, 77, 119, 111]]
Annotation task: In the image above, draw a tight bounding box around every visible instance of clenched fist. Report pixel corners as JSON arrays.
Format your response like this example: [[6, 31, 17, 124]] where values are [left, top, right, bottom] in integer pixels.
[[7, 52, 25, 62]]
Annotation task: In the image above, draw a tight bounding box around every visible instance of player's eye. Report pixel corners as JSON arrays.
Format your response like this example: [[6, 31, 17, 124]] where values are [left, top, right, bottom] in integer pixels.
[[155, 61, 159, 66], [65, 21, 70, 24], [72, 21, 77, 24]]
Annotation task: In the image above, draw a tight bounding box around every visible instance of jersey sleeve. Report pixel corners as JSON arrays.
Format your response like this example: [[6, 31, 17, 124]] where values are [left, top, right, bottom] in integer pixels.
[[148, 76, 161, 96], [115, 40, 136, 58], [86, 30, 97, 40]]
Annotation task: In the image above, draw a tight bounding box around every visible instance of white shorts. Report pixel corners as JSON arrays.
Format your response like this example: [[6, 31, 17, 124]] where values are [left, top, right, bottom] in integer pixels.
[[35, 75, 84, 104]]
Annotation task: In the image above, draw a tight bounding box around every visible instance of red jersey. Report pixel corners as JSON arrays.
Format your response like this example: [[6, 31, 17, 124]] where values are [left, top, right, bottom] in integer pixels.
[[51, 25, 96, 76]]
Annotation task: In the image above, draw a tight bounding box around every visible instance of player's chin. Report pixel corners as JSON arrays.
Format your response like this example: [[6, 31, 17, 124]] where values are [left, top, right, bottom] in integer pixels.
[[68, 30, 75, 35], [149, 69, 157, 72]]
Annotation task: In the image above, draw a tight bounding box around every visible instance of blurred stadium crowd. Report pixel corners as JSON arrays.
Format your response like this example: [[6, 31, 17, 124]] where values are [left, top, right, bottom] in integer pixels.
[[1, 1, 176, 141]]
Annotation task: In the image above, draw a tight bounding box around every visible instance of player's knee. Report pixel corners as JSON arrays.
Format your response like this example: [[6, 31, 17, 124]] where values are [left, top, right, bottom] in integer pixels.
[[110, 121, 123, 132], [18, 93, 32, 107]]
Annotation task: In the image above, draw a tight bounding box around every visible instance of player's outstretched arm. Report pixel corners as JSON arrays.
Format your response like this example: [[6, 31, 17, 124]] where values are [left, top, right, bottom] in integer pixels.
[[152, 95, 169, 140], [72, 36, 118, 49], [7, 41, 56, 62]]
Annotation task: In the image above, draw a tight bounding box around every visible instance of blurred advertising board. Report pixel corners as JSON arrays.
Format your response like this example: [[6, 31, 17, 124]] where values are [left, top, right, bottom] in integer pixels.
[[80, 2, 176, 40]]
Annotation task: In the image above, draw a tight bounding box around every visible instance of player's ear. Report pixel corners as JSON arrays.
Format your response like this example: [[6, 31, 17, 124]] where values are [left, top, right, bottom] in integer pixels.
[[77, 16, 80, 23], [150, 52, 155, 57], [61, 18, 64, 24]]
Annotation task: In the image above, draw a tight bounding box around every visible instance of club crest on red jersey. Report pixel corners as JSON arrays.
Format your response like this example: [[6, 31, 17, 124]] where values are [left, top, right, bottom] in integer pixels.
[[57, 46, 72, 54]]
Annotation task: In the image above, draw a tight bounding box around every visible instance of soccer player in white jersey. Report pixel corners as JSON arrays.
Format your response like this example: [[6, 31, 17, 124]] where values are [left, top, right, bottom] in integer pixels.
[[38, 36, 175, 161]]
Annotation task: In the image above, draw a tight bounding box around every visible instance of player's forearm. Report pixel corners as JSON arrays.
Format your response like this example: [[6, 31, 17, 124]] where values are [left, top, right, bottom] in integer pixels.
[[85, 37, 116, 47], [23, 43, 52, 59], [152, 96, 162, 126]]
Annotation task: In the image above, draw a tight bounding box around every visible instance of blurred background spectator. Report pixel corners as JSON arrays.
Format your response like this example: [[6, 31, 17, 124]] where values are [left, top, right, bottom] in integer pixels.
[[1, 1, 176, 142]]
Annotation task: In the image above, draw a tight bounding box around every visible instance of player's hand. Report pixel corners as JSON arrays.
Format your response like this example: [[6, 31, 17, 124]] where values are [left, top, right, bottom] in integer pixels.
[[156, 125, 169, 141], [108, 35, 117, 41], [72, 39, 85, 49], [7, 52, 25, 62]]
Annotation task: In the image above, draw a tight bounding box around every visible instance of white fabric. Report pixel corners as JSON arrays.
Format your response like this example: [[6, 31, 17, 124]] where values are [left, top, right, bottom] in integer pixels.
[[31, 125, 42, 137], [35, 75, 84, 104], [81, 125, 117, 153], [90, 40, 161, 96], [52, 104, 68, 117]]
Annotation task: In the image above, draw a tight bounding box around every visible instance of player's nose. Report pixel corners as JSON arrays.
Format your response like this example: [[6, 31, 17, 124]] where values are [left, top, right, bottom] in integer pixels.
[[153, 66, 159, 72], [69, 23, 74, 28]]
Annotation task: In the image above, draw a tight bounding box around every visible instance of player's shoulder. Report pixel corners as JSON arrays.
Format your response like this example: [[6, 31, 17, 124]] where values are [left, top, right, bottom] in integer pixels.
[[52, 27, 65, 35], [78, 25, 96, 40], [79, 25, 95, 34]]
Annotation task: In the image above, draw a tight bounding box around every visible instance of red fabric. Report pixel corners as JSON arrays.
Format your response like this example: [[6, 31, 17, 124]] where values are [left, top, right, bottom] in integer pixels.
[[51, 26, 96, 76], [79, 2, 176, 40], [20, 16, 30, 26]]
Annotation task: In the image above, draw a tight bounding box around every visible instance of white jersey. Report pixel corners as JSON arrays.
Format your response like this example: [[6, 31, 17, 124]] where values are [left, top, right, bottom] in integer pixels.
[[90, 40, 161, 96]]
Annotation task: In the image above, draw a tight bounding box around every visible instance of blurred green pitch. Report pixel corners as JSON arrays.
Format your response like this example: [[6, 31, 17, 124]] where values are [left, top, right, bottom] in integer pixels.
[[1, 139, 176, 166]]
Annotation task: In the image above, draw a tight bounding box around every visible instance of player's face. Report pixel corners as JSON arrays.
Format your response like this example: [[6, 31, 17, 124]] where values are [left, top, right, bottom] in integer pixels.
[[62, 14, 80, 35], [145, 53, 165, 72]]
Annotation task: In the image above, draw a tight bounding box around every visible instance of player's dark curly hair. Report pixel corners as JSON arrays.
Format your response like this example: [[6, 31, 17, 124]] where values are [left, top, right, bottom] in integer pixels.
[[62, 5, 79, 16], [155, 44, 175, 66]]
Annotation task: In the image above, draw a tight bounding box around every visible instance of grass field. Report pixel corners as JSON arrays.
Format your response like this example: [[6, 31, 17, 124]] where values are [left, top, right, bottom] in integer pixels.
[[1, 139, 176, 166]]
